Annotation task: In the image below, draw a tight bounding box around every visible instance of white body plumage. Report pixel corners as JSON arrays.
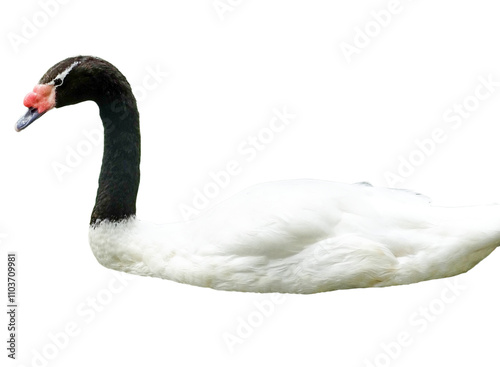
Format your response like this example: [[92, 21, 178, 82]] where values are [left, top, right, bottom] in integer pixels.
[[89, 180, 500, 294]]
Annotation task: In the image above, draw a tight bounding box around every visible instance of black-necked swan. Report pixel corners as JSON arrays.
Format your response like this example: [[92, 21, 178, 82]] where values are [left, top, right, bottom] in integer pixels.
[[15, 56, 500, 293]]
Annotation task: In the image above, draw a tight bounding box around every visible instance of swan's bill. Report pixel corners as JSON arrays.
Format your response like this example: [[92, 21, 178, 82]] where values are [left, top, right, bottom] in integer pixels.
[[15, 107, 46, 132]]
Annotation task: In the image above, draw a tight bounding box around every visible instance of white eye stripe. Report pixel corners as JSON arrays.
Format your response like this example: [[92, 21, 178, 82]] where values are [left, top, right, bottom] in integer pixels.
[[51, 60, 80, 86]]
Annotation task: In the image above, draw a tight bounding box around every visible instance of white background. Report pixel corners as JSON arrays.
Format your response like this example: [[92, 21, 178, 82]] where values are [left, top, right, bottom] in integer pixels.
[[1, 0, 500, 366]]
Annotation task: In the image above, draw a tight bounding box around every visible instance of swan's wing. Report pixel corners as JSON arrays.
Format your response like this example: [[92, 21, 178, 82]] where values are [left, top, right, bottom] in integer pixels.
[[192, 180, 432, 259]]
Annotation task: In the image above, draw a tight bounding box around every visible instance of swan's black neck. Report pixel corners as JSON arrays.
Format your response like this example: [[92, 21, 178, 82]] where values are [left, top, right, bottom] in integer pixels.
[[89, 70, 141, 225]]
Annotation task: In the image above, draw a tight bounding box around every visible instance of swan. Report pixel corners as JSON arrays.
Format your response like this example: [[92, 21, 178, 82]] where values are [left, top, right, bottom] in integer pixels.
[[15, 56, 500, 294]]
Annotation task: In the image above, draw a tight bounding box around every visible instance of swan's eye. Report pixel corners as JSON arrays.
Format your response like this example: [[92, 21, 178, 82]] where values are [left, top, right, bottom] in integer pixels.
[[53, 78, 63, 86]]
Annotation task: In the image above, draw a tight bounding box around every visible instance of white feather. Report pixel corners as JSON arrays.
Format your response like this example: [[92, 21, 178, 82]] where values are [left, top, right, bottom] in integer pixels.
[[89, 179, 500, 293]]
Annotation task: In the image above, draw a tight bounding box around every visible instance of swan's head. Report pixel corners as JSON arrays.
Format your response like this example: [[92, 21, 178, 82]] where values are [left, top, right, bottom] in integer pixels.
[[16, 56, 125, 132]]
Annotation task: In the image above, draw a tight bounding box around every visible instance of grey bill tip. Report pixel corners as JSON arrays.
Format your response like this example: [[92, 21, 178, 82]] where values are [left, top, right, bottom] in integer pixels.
[[15, 107, 45, 132]]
